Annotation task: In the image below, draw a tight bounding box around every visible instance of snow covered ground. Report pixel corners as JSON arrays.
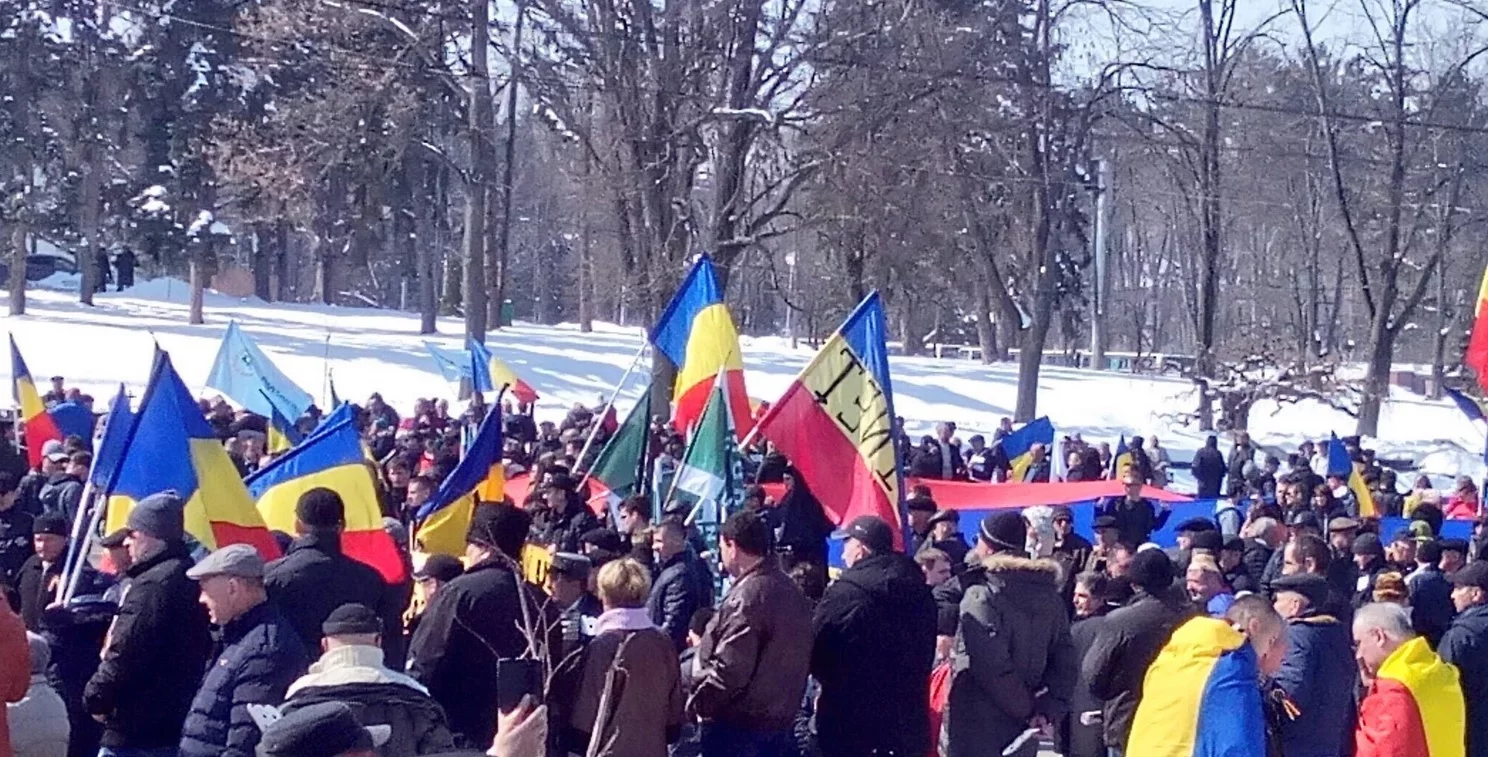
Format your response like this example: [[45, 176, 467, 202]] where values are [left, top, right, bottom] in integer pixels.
[[7, 278, 1487, 487]]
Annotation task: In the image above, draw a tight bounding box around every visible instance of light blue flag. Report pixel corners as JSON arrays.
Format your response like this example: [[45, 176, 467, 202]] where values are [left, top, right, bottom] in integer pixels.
[[205, 321, 314, 419], [426, 342, 471, 384]]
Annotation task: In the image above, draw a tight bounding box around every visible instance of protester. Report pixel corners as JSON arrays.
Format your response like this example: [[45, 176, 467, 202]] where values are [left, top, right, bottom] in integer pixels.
[[0, 472, 32, 590], [916, 548, 953, 588], [265, 489, 393, 657], [1191, 436, 1225, 500], [648, 518, 714, 652], [9, 632, 68, 757], [1270, 572, 1356, 757], [1, 599, 30, 757], [1352, 602, 1465, 757], [906, 493, 936, 555], [545, 552, 600, 656], [409, 503, 554, 747], [689, 510, 812, 756], [1407, 540, 1457, 648], [283, 603, 457, 756], [1124, 596, 1285, 755], [811, 516, 935, 757], [1353, 533, 1390, 607], [1082, 549, 1197, 756], [83, 492, 213, 756], [16, 515, 73, 630], [943, 512, 1075, 757], [1440, 561, 1488, 757], [1096, 469, 1170, 548], [179, 543, 309, 757], [1184, 554, 1234, 617], [552, 558, 682, 757], [1051, 506, 1092, 599], [255, 700, 392, 757]]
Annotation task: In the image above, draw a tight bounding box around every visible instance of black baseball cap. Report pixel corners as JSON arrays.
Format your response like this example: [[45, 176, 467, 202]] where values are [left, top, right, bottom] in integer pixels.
[[844, 516, 894, 554]]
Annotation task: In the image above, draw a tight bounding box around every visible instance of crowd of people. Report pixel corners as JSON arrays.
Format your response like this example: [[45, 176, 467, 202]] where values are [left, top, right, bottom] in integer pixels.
[[1, 385, 1487, 757]]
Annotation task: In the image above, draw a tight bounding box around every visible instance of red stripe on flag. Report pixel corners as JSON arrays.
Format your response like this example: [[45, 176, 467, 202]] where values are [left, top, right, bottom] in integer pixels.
[[21, 414, 63, 469], [209, 521, 283, 562], [341, 528, 408, 584], [674, 369, 752, 438], [763, 381, 900, 543], [1471, 311, 1488, 394]]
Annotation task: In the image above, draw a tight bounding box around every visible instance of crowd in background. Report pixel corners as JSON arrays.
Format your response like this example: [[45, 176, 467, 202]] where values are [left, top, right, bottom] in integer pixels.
[[0, 385, 1486, 757]]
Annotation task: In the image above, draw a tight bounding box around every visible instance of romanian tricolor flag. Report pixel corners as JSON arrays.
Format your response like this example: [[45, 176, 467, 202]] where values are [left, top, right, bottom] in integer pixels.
[[753, 292, 901, 544], [104, 350, 281, 560], [1002, 416, 1054, 481], [415, 400, 504, 556], [1125, 616, 1267, 757], [650, 254, 751, 436], [1356, 636, 1464, 757], [246, 415, 404, 583], [470, 339, 539, 405], [1466, 264, 1488, 394], [9, 337, 63, 469], [1328, 433, 1378, 518]]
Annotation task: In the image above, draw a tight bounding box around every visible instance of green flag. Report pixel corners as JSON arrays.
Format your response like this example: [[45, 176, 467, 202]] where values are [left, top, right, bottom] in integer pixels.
[[587, 385, 652, 510], [671, 376, 744, 525]]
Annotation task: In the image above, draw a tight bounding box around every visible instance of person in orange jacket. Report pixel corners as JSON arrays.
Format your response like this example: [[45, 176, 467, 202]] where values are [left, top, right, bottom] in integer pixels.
[[0, 598, 32, 757]]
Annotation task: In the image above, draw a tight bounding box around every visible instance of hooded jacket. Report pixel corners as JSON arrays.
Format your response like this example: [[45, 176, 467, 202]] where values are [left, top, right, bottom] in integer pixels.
[[811, 552, 936, 757], [943, 552, 1077, 757], [1080, 585, 1197, 751], [284, 644, 457, 756], [83, 540, 212, 749]]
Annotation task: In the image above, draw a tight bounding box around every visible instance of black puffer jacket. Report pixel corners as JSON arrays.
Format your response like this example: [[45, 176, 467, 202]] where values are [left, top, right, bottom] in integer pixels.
[[1079, 586, 1196, 752], [83, 540, 213, 749], [285, 681, 457, 756], [407, 555, 555, 747], [1439, 603, 1488, 757], [179, 601, 310, 757], [264, 531, 391, 652], [811, 552, 936, 757], [532, 502, 600, 554], [943, 553, 1077, 757], [647, 549, 715, 652]]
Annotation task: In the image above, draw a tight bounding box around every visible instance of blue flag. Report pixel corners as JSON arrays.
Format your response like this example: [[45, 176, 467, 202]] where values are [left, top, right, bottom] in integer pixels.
[[205, 321, 314, 419], [90, 384, 134, 488], [1444, 386, 1488, 466]]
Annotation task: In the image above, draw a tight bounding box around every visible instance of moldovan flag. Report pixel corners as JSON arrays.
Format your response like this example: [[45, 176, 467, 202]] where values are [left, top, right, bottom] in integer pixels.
[[265, 398, 303, 454], [415, 402, 504, 556], [246, 416, 405, 582], [1125, 616, 1268, 756], [1356, 636, 1465, 757], [1328, 433, 1378, 518], [1003, 416, 1054, 481], [104, 350, 280, 560], [650, 254, 751, 436], [9, 337, 63, 469], [753, 292, 902, 544], [1467, 265, 1488, 394]]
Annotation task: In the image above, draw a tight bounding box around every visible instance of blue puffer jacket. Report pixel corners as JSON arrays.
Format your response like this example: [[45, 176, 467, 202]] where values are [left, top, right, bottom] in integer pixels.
[[179, 600, 309, 757], [1272, 611, 1356, 757]]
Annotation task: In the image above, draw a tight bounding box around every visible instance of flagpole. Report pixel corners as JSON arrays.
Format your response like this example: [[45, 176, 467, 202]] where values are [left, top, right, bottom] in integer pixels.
[[320, 332, 332, 408], [576, 340, 649, 487], [61, 489, 107, 603], [57, 473, 96, 603]]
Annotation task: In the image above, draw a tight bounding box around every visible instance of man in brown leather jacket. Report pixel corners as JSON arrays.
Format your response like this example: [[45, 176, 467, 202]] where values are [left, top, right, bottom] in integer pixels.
[[687, 510, 812, 756]]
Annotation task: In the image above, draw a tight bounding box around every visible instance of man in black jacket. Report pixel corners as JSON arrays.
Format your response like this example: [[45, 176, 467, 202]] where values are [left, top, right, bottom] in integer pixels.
[[648, 518, 714, 652], [811, 516, 935, 757], [944, 512, 1076, 757], [1190, 436, 1225, 500], [1407, 539, 1457, 648], [408, 503, 555, 747], [1096, 470, 1170, 548], [83, 492, 213, 754], [0, 471, 32, 590], [285, 603, 457, 756], [1441, 561, 1488, 757], [1352, 532, 1390, 607], [265, 488, 392, 653], [1081, 549, 1196, 756]]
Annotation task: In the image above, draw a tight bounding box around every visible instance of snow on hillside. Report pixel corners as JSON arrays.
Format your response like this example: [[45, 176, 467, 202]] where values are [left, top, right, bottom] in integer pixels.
[[3, 279, 1484, 485]]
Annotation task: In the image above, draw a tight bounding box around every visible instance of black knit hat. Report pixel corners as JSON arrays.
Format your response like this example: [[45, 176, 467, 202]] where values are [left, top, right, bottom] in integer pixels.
[[466, 503, 531, 559], [1128, 549, 1175, 592], [296, 488, 345, 530], [978, 512, 1026, 552]]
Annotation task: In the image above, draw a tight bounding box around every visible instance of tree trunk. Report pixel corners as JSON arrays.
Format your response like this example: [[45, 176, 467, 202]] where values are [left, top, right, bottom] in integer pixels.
[[1357, 311, 1393, 437], [78, 157, 100, 306], [8, 216, 26, 317], [273, 214, 289, 302], [972, 273, 996, 364], [252, 223, 272, 300], [188, 249, 206, 325], [489, 2, 526, 331], [463, 0, 494, 342], [416, 161, 438, 335], [709, 0, 765, 269]]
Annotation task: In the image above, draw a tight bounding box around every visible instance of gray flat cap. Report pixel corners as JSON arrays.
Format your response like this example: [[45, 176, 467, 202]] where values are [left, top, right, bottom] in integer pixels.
[[187, 543, 265, 580]]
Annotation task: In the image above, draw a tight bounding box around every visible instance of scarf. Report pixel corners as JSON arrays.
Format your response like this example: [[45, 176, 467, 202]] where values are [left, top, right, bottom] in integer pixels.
[[593, 607, 653, 637]]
